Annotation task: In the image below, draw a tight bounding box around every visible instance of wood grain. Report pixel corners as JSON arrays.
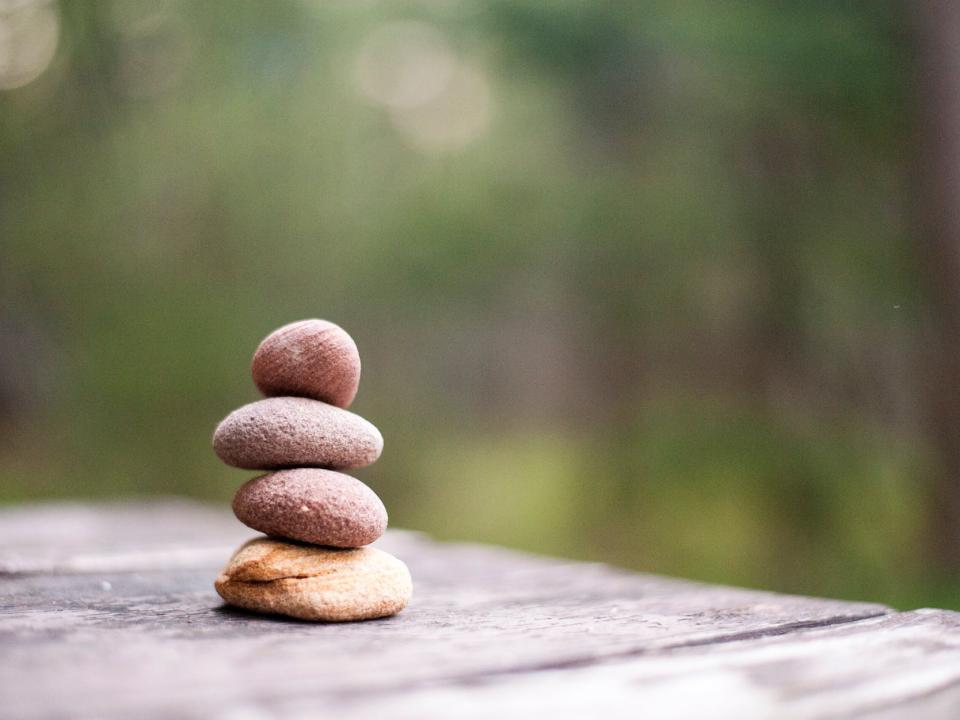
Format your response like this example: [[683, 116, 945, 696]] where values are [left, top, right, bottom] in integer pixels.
[[0, 501, 957, 719]]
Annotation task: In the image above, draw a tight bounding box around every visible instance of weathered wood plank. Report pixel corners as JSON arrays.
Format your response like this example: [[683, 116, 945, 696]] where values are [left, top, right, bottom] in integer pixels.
[[0, 499, 249, 574], [0, 501, 955, 719], [339, 610, 960, 720]]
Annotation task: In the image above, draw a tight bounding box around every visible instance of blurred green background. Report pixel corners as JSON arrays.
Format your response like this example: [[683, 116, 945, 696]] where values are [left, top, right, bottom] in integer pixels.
[[3, 0, 960, 610]]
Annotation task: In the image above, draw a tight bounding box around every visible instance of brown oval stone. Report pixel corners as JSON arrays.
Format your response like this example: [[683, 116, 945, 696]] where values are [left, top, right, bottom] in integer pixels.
[[214, 537, 412, 621], [232, 469, 387, 547], [252, 319, 361, 409], [213, 397, 383, 470]]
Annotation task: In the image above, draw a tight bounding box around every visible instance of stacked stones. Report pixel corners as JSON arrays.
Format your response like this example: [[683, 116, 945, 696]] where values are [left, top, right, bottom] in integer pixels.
[[212, 319, 412, 622]]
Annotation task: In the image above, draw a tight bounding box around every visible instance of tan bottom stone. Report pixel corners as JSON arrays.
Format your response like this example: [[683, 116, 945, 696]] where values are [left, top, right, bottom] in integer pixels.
[[215, 537, 412, 621]]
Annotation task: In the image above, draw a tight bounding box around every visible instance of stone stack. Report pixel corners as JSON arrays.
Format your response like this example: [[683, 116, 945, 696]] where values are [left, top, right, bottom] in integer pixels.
[[212, 319, 412, 622]]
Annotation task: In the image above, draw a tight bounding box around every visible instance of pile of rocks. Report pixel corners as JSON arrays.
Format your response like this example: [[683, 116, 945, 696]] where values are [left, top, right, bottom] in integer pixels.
[[212, 320, 412, 622]]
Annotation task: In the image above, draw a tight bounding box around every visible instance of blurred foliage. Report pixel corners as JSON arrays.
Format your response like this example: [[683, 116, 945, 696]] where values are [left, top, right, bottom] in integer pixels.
[[2, 0, 955, 610]]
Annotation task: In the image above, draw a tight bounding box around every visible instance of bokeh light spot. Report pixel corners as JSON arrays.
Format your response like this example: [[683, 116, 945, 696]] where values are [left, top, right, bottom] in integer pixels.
[[0, 0, 59, 91], [392, 64, 493, 152], [354, 21, 456, 110]]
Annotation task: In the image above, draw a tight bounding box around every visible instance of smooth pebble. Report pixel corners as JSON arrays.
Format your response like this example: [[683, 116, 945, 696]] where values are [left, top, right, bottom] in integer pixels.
[[213, 397, 383, 470], [232, 468, 387, 547], [252, 319, 361, 408]]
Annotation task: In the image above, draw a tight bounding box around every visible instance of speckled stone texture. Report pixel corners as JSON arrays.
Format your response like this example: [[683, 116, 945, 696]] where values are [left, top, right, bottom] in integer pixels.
[[213, 397, 383, 470], [215, 537, 412, 621], [232, 469, 387, 547], [252, 319, 361, 408]]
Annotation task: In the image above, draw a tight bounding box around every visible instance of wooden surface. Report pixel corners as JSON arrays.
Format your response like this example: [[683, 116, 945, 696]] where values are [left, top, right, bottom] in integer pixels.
[[1, 501, 959, 719]]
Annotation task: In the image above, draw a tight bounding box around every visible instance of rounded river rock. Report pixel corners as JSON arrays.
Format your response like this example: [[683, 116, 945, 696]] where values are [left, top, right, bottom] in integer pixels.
[[215, 537, 412, 621], [232, 468, 387, 547], [213, 397, 383, 470], [252, 319, 361, 408]]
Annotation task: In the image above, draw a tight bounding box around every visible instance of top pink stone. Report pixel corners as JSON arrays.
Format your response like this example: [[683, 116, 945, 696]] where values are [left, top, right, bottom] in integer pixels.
[[251, 319, 361, 409]]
